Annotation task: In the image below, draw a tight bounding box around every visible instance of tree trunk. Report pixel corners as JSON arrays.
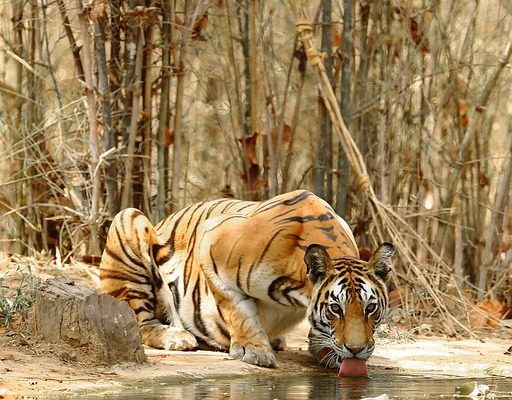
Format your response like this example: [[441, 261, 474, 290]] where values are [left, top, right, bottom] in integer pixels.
[[142, 23, 155, 218], [314, 0, 333, 200], [76, 0, 101, 255], [30, 277, 146, 364], [156, 0, 173, 221], [11, 0, 26, 254], [478, 117, 512, 298], [336, 0, 352, 215], [95, 19, 118, 217], [120, 31, 144, 210], [170, 1, 193, 211]]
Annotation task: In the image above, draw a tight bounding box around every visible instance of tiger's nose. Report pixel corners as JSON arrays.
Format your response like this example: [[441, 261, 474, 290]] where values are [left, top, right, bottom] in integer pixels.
[[345, 345, 363, 355]]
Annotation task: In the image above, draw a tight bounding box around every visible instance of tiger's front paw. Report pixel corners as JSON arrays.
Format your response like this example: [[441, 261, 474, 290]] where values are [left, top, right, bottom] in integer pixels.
[[230, 342, 277, 368], [142, 325, 198, 351]]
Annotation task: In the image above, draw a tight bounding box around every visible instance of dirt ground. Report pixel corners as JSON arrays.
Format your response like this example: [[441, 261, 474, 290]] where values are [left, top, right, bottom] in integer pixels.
[[1, 254, 512, 399]]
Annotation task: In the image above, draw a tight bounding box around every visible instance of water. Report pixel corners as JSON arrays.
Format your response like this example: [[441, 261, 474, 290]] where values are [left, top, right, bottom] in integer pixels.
[[70, 372, 512, 399]]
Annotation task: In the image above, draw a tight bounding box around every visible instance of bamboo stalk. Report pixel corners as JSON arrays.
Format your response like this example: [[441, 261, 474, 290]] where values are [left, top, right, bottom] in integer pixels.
[[335, 0, 352, 215], [25, 0, 41, 251], [435, 41, 512, 256], [95, 18, 118, 217], [56, 0, 84, 79], [224, 0, 245, 137], [10, 0, 24, 252], [75, 0, 101, 255], [156, 0, 172, 221], [170, 1, 193, 211], [282, 45, 306, 192], [244, 0, 259, 199], [274, 36, 297, 194], [142, 21, 155, 218], [478, 117, 512, 298], [261, 8, 278, 198], [248, 0, 259, 137], [121, 30, 144, 210]]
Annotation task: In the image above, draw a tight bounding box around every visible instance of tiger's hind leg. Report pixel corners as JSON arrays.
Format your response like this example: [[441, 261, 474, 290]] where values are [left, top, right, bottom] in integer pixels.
[[137, 282, 198, 351], [100, 208, 197, 351]]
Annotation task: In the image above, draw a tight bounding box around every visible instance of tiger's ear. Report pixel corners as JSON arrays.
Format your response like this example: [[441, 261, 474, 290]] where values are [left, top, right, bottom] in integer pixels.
[[368, 242, 394, 281], [304, 244, 331, 284]]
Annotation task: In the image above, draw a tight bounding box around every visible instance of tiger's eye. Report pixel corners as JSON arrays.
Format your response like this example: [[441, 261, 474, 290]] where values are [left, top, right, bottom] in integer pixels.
[[329, 303, 343, 316], [366, 303, 377, 315]]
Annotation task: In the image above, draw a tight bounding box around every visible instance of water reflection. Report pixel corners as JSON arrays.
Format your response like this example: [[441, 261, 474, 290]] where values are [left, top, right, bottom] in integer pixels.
[[74, 372, 512, 400]]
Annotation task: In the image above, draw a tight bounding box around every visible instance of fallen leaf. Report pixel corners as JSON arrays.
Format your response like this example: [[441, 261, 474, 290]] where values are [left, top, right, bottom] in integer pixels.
[[469, 299, 508, 329]]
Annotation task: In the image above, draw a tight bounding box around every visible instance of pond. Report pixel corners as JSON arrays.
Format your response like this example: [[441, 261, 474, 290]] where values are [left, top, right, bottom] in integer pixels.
[[65, 371, 512, 399]]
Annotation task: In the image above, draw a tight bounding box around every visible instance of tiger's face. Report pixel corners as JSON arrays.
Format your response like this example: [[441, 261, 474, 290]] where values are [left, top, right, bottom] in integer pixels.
[[304, 242, 394, 369]]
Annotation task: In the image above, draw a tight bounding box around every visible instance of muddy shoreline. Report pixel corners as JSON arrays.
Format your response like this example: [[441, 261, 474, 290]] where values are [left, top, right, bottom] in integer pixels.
[[2, 320, 512, 399]]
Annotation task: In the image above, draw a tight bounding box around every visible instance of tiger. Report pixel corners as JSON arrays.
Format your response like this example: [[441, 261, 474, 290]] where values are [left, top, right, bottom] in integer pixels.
[[99, 190, 394, 369]]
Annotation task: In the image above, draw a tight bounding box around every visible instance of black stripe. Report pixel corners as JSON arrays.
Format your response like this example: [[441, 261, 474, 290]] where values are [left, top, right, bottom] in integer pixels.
[[218, 199, 241, 213], [168, 280, 180, 311], [319, 226, 336, 241], [100, 265, 150, 283], [312, 275, 336, 313], [236, 257, 243, 293], [153, 244, 171, 265], [268, 276, 288, 303], [148, 243, 164, 290], [249, 191, 312, 216], [159, 204, 196, 256], [185, 201, 207, 231], [214, 304, 231, 343], [278, 212, 333, 225], [183, 207, 209, 290], [251, 198, 282, 215], [211, 247, 218, 275], [245, 228, 284, 291], [132, 302, 154, 315], [268, 276, 305, 306], [215, 319, 230, 342], [269, 208, 297, 221], [206, 198, 231, 217], [192, 279, 209, 339], [236, 202, 259, 213], [109, 286, 153, 300], [113, 225, 147, 270], [282, 190, 312, 205]]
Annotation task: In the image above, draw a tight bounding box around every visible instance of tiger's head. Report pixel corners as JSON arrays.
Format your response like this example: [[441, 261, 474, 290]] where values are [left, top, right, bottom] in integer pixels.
[[304, 242, 394, 369]]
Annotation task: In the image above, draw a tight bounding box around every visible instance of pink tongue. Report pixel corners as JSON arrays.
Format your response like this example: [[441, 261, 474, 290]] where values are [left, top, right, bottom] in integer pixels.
[[338, 358, 369, 378]]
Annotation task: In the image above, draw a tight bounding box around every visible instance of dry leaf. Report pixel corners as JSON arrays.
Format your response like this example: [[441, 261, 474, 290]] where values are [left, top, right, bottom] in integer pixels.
[[237, 133, 259, 165], [469, 299, 508, 329], [456, 99, 469, 128], [164, 129, 173, 147], [271, 124, 293, 147], [358, 247, 372, 262]]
